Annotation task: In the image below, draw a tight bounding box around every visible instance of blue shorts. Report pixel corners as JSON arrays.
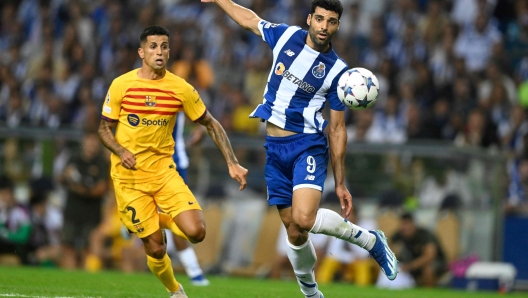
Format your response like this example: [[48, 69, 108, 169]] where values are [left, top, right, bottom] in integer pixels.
[[264, 133, 328, 208]]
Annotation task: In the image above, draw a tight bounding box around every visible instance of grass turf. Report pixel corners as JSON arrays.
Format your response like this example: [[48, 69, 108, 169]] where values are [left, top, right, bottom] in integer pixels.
[[1, 266, 527, 298]]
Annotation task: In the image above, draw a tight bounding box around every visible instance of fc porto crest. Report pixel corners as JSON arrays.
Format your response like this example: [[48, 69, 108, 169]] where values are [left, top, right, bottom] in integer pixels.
[[145, 95, 157, 107], [312, 62, 326, 79]]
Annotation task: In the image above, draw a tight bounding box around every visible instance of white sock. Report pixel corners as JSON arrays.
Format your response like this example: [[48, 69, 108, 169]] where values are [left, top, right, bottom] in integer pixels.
[[310, 208, 375, 250], [177, 247, 204, 279], [286, 238, 319, 297]]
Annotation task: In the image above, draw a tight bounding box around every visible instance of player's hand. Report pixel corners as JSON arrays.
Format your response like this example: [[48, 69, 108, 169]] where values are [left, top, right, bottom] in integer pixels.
[[335, 184, 353, 219], [118, 148, 137, 170], [228, 163, 248, 190]]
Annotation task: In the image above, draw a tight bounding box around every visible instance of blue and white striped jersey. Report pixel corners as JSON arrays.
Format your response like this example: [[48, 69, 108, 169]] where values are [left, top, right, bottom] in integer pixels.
[[172, 112, 189, 170], [249, 20, 348, 134]]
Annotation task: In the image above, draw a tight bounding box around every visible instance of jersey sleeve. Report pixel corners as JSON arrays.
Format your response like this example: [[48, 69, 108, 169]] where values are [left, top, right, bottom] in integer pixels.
[[101, 79, 123, 122], [327, 68, 347, 111], [257, 20, 290, 49], [181, 83, 207, 122]]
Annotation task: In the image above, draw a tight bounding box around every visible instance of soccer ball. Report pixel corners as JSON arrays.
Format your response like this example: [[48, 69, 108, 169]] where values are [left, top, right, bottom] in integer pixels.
[[337, 67, 379, 110]]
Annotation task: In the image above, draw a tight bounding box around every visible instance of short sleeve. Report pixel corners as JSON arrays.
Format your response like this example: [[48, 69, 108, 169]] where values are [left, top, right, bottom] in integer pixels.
[[257, 20, 290, 49], [101, 80, 123, 121], [181, 83, 207, 122], [327, 69, 347, 111]]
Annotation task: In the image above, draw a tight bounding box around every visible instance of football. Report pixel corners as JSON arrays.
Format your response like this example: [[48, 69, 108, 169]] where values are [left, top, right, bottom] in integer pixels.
[[337, 67, 379, 110]]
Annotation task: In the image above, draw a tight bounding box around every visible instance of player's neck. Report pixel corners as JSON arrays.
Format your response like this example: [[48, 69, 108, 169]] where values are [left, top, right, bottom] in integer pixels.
[[137, 67, 166, 80]]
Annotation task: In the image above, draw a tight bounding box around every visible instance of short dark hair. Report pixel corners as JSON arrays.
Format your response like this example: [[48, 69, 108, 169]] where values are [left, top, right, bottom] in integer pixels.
[[400, 212, 414, 222], [310, 0, 343, 19], [139, 26, 170, 45], [0, 176, 13, 190]]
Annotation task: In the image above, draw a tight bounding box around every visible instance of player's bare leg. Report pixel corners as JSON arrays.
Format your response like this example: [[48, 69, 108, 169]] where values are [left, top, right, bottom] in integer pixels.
[[278, 188, 323, 298], [173, 210, 206, 244], [141, 229, 186, 297], [173, 235, 210, 286]]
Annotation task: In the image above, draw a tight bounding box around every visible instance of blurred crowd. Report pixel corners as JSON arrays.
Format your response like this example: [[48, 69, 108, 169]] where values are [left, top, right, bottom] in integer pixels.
[[0, 0, 527, 147], [1, 0, 528, 287]]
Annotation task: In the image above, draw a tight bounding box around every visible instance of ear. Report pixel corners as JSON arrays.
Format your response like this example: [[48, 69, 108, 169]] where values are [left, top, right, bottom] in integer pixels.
[[138, 47, 144, 59], [307, 14, 312, 27]]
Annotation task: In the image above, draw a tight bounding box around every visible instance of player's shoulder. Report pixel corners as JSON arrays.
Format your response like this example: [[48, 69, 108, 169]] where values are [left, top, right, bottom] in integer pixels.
[[164, 70, 187, 84], [111, 69, 139, 86]]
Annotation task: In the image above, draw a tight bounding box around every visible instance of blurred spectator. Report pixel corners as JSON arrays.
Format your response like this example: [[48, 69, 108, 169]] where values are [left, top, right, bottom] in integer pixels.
[[454, 108, 499, 148], [317, 207, 375, 285], [60, 133, 108, 269], [0, 176, 31, 265], [506, 154, 528, 213], [372, 94, 407, 144], [499, 104, 528, 156], [27, 190, 62, 267], [454, 12, 501, 73], [391, 212, 447, 287], [347, 109, 384, 143], [419, 0, 450, 48], [478, 62, 517, 106]]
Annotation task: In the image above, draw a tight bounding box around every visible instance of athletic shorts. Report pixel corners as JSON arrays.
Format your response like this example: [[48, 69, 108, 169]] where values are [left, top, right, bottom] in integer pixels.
[[264, 133, 328, 208], [113, 169, 201, 238]]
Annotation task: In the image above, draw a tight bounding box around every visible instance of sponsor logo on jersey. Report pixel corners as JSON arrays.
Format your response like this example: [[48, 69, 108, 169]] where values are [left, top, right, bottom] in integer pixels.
[[105, 92, 110, 104], [145, 95, 157, 107], [275, 62, 286, 75], [127, 114, 140, 126], [284, 49, 296, 57], [281, 69, 315, 93], [142, 118, 169, 127], [312, 62, 326, 79]]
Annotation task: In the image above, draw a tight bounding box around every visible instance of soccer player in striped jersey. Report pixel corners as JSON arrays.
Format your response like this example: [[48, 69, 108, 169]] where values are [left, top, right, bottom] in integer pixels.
[[98, 26, 247, 298], [202, 0, 398, 297]]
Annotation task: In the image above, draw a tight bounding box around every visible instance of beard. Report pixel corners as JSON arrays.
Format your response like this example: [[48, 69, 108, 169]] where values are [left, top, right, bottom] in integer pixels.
[[308, 27, 332, 49]]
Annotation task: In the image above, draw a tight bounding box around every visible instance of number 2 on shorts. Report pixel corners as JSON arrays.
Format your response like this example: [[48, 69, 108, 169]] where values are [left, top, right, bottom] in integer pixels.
[[126, 206, 140, 224]]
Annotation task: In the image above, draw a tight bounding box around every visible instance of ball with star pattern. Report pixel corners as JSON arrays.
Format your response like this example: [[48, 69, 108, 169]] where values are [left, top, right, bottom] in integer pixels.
[[336, 67, 379, 110]]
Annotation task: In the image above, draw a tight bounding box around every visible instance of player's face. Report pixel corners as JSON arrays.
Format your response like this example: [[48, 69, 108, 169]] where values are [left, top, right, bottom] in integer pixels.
[[138, 35, 170, 71], [307, 7, 340, 51]]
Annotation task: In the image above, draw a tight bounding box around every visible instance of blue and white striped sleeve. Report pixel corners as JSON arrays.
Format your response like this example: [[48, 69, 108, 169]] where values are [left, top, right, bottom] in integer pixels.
[[258, 20, 290, 49]]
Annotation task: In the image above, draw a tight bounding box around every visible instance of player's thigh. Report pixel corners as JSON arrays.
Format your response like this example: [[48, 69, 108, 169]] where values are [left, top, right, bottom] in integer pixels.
[[264, 146, 293, 208], [291, 139, 328, 228], [114, 180, 159, 239], [173, 209, 206, 241], [154, 171, 202, 219]]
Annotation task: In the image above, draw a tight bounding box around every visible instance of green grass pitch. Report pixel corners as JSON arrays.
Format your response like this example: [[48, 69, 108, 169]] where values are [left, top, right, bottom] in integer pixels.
[[1, 266, 527, 298]]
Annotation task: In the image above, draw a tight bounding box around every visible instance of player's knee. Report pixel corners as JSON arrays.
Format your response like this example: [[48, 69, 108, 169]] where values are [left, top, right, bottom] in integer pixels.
[[292, 213, 316, 231], [147, 243, 166, 259], [186, 224, 206, 244]]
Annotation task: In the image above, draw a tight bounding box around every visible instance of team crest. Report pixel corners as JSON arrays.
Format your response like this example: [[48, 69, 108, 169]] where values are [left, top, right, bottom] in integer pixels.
[[145, 95, 157, 107], [134, 223, 144, 233], [275, 62, 286, 75], [312, 62, 326, 79]]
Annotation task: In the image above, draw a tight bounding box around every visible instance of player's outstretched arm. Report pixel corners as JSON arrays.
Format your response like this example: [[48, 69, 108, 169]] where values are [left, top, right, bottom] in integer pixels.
[[97, 120, 137, 170], [197, 112, 248, 190], [328, 109, 353, 219], [201, 0, 261, 36]]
